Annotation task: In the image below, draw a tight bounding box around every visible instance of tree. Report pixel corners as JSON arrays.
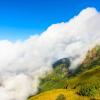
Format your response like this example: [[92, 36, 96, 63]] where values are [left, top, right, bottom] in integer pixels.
[[56, 94, 66, 100]]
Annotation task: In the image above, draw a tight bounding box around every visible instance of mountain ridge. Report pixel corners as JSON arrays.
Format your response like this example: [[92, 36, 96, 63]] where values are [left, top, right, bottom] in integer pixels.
[[28, 45, 100, 100]]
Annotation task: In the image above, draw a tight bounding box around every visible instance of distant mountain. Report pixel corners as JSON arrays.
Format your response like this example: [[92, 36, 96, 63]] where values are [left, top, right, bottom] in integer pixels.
[[38, 58, 70, 93], [52, 58, 71, 69], [76, 45, 100, 74]]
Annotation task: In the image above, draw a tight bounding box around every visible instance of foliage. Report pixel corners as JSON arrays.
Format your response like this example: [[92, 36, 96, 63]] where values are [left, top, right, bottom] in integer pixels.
[[28, 66, 100, 100], [28, 45, 100, 100], [56, 94, 66, 100], [53, 58, 70, 68], [39, 64, 69, 92], [28, 89, 90, 100], [78, 84, 96, 96]]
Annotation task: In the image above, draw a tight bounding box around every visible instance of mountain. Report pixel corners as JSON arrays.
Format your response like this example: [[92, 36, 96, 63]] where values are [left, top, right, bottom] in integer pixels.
[[29, 66, 100, 100], [28, 45, 100, 100], [52, 58, 70, 69], [76, 45, 100, 74]]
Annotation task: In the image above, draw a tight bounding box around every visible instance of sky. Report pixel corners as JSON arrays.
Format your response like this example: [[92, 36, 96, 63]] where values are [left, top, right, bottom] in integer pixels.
[[0, 0, 100, 40], [0, 7, 100, 100], [0, 1, 100, 100]]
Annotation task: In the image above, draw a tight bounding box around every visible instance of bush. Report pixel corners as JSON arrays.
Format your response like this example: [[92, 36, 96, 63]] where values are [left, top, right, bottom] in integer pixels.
[[56, 94, 66, 100], [78, 84, 96, 96]]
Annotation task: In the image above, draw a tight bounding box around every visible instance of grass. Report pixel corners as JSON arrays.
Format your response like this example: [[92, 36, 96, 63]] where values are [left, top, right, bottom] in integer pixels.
[[28, 66, 100, 100], [39, 78, 68, 92], [28, 46, 100, 100], [38, 64, 69, 93], [66, 66, 100, 99], [28, 89, 89, 100]]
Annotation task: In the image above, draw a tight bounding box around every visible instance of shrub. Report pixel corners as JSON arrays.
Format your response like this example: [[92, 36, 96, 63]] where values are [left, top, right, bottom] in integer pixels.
[[56, 94, 66, 100], [78, 84, 96, 96]]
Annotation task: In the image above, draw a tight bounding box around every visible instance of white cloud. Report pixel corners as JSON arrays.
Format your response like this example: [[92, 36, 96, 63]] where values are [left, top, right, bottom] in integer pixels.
[[0, 7, 100, 100], [1, 74, 35, 100]]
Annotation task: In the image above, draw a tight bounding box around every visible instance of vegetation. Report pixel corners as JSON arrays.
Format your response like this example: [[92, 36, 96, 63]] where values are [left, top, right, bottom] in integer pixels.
[[28, 89, 89, 100], [56, 94, 66, 100], [53, 58, 70, 69], [38, 64, 69, 92], [76, 45, 100, 73], [67, 66, 100, 97], [28, 45, 100, 100], [78, 84, 96, 96]]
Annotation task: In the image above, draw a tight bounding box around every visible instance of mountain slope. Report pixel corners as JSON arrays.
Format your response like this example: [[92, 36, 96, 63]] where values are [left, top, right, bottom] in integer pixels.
[[28, 45, 100, 100], [28, 66, 100, 100], [67, 66, 100, 98], [28, 89, 89, 100]]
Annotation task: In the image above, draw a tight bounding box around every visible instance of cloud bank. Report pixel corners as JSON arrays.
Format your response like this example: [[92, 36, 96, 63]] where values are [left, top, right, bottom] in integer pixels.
[[0, 7, 100, 100]]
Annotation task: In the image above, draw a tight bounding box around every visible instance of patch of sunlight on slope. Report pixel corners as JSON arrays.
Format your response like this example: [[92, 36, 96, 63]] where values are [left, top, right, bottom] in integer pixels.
[[28, 89, 89, 100], [67, 66, 100, 99], [67, 66, 100, 89]]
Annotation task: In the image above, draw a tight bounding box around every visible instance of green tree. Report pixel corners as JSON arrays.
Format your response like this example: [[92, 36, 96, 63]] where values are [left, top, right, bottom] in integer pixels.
[[56, 94, 66, 100], [78, 84, 96, 96]]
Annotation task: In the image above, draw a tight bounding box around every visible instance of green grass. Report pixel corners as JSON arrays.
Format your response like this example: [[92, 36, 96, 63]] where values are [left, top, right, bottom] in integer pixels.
[[28, 89, 90, 100], [28, 46, 100, 100], [66, 66, 100, 98], [38, 78, 68, 93], [28, 66, 100, 100], [37, 66, 100, 99], [38, 64, 69, 93]]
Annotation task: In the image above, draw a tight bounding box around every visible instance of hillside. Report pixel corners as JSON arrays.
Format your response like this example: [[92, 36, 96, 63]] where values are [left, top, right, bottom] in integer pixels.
[[28, 66, 100, 100], [28, 45, 100, 100], [28, 89, 89, 100], [67, 66, 100, 98], [38, 63, 69, 93]]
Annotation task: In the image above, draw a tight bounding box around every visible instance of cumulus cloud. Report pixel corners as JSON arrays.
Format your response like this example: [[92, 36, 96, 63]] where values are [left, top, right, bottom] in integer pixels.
[[0, 7, 100, 100], [0, 74, 35, 100]]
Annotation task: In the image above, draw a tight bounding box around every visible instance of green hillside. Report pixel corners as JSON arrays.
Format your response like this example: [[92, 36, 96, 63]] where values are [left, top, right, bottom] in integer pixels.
[[28, 89, 90, 100], [38, 64, 69, 93], [67, 66, 100, 97], [28, 45, 100, 100], [29, 66, 100, 100]]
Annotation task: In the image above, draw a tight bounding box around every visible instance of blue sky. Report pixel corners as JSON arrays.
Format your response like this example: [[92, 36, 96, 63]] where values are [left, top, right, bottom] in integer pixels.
[[0, 0, 100, 41]]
